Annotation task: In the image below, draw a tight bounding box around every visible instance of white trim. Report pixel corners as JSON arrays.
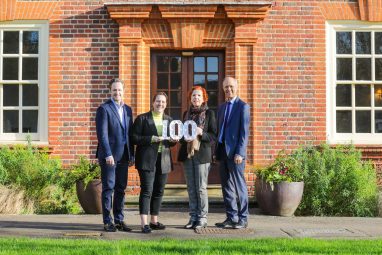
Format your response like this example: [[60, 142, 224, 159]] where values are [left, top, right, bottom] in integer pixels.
[[0, 21, 49, 142], [327, 21, 382, 144]]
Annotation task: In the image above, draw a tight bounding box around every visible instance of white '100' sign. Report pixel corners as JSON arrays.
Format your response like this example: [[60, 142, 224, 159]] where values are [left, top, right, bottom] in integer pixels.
[[162, 120, 197, 140]]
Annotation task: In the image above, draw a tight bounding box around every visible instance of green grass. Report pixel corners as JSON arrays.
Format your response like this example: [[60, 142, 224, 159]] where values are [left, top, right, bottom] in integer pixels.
[[0, 238, 382, 255]]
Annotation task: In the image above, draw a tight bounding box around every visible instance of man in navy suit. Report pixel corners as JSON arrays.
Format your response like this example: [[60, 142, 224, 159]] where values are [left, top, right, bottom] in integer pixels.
[[96, 78, 134, 232], [215, 77, 250, 229]]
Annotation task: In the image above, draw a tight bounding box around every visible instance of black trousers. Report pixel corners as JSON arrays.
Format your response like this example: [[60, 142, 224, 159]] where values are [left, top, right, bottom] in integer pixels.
[[138, 155, 168, 215]]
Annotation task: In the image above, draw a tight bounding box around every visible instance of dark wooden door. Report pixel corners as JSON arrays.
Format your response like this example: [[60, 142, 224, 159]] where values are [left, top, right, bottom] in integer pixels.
[[151, 51, 224, 184]]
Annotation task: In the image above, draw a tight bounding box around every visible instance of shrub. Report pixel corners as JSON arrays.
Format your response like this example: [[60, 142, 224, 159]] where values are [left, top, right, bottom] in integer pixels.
[[0, 142, 80, 214], [294, 144, 378, 217]]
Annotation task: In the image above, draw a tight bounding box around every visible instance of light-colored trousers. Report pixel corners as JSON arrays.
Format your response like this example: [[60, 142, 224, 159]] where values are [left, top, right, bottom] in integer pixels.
[[183, 159, 210, 223]]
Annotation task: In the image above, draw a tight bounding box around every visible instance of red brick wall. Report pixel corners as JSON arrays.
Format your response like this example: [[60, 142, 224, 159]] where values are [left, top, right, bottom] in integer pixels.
[[47, 1, 120, 165], [253, 1, 327, 166]]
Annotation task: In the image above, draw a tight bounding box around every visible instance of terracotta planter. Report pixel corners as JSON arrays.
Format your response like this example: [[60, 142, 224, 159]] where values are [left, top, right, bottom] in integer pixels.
[[255, 178, 304, 216], [76, 179, 102, 214]]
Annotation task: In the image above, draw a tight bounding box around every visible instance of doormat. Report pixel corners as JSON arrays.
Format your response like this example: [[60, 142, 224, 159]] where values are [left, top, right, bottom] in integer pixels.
[[63, 232, 102, 237], [194, 227, 254, 235]]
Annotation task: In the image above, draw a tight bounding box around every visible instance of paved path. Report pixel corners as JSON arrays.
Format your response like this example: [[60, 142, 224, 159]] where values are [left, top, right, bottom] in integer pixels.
[[0, 207, 381, 240]]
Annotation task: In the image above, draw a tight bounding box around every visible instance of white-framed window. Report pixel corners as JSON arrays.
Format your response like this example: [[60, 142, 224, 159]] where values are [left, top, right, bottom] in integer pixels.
[[327, 21, 382, 144], [0, 21, 48, 143]]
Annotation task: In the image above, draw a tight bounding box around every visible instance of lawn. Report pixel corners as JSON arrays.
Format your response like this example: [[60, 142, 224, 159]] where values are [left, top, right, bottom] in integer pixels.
[[0, 238, 382, 255]]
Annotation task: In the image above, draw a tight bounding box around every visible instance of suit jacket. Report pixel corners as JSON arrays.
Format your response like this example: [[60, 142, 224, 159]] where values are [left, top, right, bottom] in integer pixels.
[[216, 97, 250, 160], [95, 99, 134, 162], [177, 108, 217, 164], [132, 111, 176, 173]]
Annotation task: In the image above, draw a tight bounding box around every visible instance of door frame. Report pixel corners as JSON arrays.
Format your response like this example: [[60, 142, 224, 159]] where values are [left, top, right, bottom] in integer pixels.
[[150, 50, 225, 184]]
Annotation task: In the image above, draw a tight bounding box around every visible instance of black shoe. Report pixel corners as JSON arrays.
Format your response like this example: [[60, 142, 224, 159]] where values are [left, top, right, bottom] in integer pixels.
[[103, 223, 117, 232], [184, 220, 197, 229], [194, 221, 207, 229], [115, 221, 132, 232], [234, 219, 248, 229], [149, 222, 166, 230], [141, 225, 152, 234], [215, 218, 237, 228]]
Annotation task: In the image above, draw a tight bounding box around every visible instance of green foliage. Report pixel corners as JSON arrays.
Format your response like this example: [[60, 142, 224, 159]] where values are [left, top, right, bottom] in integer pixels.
[[256, 144, 378, 216], [294, 144, 378, 217], [0, 238, 382, 255], [59, 156, 101, 190], [256, 151, 304, 185], [0, 144, 60, 201], [0, 142, 80, 214]]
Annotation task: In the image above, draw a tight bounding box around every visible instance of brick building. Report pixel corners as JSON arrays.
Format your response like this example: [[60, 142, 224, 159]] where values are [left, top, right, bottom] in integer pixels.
[[0, 0, 381, 195]]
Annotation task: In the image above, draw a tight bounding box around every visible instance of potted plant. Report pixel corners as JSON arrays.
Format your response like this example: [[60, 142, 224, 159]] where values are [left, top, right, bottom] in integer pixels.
[[255, 151, 304, 216], [67, 156, 102, 214]]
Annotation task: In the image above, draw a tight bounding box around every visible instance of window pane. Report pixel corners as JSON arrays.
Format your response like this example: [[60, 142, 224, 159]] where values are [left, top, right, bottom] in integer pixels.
[[194, 57, 205, 72], [336, 110, 352, 133], [375, 85, 382, 107], [336, 32, 352, 54], [22, 110, 38, 133], [170, 91, 181, 106], [22, 84, 38, 106], [168, 108, 181, 120], [356, 32, 371, 54], [194, 74, 205, 86], [3, 84, 19, 106], [170, 57, 181, 73], [3, 31, 19, 54], [170, 73, 181, 89], [3, 110, 19, 133], [337, 58, 352, 80], [157, 73, 168, 89], [375, 111, 382, 133], [22, 58, 38, 80], [356, 58, 371, 80], [207, 74, 218, 90], [356, 111, 371, 133], [207, 57, 218, 72], [23, 31, 39, 54], [355, 85, 370, 106], [336, 84, 351, 106], [207, 90, 218, 108], [375, 32, 382, 54], [157, 56, 169, 72], [3, 58, 19, 80], [376, 58, 382, 80]]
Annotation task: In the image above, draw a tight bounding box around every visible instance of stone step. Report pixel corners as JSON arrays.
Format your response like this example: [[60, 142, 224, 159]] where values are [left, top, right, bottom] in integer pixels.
[[126, 184, 224, 205], [125, 184, 255, 207], [164, 184, 223, 197]]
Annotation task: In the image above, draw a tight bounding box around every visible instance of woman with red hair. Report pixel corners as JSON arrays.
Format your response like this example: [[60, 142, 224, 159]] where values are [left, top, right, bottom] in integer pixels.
[[177, 86, 217, 229]]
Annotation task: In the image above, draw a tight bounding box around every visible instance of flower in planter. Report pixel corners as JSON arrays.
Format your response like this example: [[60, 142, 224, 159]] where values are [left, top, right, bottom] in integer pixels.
[[256, 151, 304, 189]]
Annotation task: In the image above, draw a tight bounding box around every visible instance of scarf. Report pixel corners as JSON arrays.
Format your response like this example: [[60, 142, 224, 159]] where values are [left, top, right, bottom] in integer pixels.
[[186, 103, 208, 158]]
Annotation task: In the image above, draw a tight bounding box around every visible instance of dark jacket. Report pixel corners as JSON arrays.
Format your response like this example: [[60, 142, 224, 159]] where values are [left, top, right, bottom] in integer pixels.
[[177, 108, 217, 164], [95, 99, 134, 162], [132, 111, 176, 173], [215, 97, 250, 160]]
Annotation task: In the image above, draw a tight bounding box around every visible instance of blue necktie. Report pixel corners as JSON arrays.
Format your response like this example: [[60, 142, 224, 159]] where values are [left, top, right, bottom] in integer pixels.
[[219, 102, 232, 143]]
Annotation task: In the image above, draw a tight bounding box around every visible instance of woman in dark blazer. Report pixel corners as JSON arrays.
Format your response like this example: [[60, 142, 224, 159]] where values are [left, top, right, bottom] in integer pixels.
[[178, 86, 217, 229], [132, 92, 177, 233]]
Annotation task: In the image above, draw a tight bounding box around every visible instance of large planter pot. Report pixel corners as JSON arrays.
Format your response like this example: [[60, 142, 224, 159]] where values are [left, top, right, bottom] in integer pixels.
[[255, 178, 304, 216], [76, 179, 102, 214]]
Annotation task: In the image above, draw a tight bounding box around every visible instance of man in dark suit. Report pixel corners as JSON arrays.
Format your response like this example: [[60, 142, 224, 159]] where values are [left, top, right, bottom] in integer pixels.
[[96, 78, 134, 232], [215, 77, 250, 229]]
